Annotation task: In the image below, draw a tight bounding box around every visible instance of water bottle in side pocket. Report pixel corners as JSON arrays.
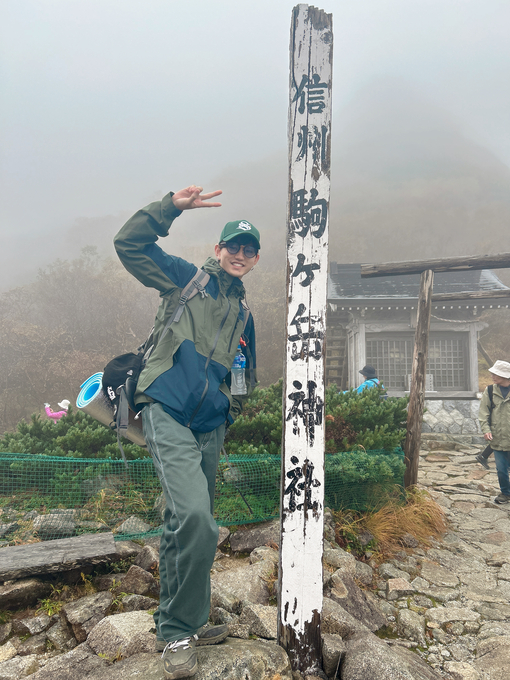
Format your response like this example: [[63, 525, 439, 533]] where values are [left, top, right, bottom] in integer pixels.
[[231, 345, 247, 395]]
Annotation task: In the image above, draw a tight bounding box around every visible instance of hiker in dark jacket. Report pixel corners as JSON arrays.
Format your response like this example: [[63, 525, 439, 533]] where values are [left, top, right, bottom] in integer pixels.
[[114, 185, 259, 680]]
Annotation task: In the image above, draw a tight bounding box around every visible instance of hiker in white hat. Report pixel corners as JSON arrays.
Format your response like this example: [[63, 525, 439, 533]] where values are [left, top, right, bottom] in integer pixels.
[[44, 399, 70, 424], [479, 361, 510, 504]]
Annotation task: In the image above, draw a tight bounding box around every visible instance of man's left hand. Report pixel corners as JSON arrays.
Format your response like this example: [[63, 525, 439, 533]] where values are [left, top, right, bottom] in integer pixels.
[[172, 185, 222, 211]]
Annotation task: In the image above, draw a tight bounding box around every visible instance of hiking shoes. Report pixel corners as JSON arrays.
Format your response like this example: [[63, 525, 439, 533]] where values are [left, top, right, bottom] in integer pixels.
[[475, 454, 490, 470], [494, 493, 510, 505], [156, 623, 229, 652], [161, 635, 198, 680], [195, 622, 229, 646]]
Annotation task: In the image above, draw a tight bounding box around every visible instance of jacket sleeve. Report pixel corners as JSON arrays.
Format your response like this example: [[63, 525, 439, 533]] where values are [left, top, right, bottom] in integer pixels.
[[478, 388, 492, 435], [228, 313, 258, 424], [114, 191, 197, 294]]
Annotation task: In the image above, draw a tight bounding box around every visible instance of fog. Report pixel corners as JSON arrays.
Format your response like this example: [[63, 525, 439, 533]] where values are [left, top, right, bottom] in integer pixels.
[[1, 0, 510, 289]]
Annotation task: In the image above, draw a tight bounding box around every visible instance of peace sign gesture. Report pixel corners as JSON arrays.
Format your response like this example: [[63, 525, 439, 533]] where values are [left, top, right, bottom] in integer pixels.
[[172, 185, 222, 211]]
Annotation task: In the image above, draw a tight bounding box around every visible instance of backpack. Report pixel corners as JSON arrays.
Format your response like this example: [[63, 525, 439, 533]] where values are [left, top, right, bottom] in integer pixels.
[[102, 267, 252, 461], [102, 267, 211, 462], [366, 378, 388, 400], [479, 384, 495, 460], [488, 384, 495, 421]]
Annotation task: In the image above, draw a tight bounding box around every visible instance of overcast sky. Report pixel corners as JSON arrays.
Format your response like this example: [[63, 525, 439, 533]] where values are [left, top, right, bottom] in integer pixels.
[[1, 0, 509, 255]]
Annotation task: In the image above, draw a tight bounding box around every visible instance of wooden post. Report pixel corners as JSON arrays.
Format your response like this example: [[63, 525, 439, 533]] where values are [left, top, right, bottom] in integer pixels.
[[404, 270, 434, 487], [477, 340, 494, 369], [278, 4, 333, 674]]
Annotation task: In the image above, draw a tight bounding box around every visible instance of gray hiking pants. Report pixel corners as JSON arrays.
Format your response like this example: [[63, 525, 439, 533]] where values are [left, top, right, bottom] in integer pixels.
[[142, 402, 225, 643]]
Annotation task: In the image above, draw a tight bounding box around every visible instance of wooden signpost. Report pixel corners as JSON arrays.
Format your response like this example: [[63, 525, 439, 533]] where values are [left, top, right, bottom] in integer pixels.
[[278, 4, 333, 673], [361, 252, 510, 487]]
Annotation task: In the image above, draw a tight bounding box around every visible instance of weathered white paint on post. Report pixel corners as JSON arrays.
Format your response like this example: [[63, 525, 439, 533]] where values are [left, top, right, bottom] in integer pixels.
[[278, 4, 333, 673]]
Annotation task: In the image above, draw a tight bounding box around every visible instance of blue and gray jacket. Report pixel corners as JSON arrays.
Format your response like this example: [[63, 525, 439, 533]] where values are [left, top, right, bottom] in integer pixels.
[[114, 192, 257, 433]]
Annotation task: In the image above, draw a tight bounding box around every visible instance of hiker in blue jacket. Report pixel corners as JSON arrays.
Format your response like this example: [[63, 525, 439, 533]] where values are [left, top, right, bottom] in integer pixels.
[[356, 365, 384, 393], [341, 365, 385, 394], [115, 185, 260, 680]]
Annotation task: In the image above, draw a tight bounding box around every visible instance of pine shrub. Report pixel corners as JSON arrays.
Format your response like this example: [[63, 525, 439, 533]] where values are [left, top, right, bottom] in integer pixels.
[[227, 380, 408, 455], [0, 408, 148, 460]]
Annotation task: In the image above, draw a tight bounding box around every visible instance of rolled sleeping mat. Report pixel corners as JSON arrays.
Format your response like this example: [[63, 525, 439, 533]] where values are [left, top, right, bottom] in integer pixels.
[[76, 372, 146, 448]]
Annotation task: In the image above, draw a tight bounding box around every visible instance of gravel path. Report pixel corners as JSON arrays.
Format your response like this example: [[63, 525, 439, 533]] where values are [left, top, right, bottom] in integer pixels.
[[377, 442, 510, 679]]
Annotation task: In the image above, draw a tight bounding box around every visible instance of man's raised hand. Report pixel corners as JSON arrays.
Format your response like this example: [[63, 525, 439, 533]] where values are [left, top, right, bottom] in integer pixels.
[[172, 185, 222, 211]]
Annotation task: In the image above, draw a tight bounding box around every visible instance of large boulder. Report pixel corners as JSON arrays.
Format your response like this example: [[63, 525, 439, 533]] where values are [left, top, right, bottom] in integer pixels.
[[229, 520, 280, 553], [0, 578, 51, 609], [0, 642, 18, 663], [341, 632, 445, 680], [33, 513, 76, 539], [60, 591, 113, 643], [18, 632, 48, 656], [113, 541, 143, 560], [121, 594, 158, 612], [397, 609, 426, 647], [327, 575, 386, 632], [86, 611, 156, 659], [321, 596, 372, 638], [121, 565, 159, 598], [238, 603, 277, 639], [211, 549, 277, 608], [323, 546, 356, 576], [25, 643, 108, 680], [46, 620, 77, 653], [0, 623, 11, 645], [472, 635, 510, 680], [321, 632, 346, 677], [133, 546, 158, 573], [115, 517, 152, 536], [0, 654, 40, 678], [11, 613, 51, 637], [75, 639, 293, 680]]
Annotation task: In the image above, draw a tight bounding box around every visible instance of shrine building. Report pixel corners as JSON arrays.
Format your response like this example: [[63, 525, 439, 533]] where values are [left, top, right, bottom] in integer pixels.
[[326, 263, 510, 439]]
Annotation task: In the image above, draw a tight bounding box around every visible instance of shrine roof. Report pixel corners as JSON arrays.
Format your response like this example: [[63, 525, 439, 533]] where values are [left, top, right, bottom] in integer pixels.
[[328, 263, 510, 301]]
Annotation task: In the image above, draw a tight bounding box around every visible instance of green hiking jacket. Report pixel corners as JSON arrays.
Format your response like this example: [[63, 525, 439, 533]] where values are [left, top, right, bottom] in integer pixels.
[[479, 384, 510, 451], [114, 192, 257, 432]]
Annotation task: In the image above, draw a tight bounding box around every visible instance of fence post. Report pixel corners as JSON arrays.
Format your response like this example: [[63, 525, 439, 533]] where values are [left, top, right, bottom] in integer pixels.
[[278, 4, 333, 673]]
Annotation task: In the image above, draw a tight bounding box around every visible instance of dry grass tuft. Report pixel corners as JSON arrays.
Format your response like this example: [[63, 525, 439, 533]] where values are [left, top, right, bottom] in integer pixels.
[[332, 487, 447, 560], [364, 487, 447, 558]]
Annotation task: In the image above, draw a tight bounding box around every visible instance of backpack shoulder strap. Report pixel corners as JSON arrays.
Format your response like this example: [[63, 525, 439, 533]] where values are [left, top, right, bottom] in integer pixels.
[[488, 384, 494, 410], [160, 268, 210, 341], [241, 299, 251, 333]]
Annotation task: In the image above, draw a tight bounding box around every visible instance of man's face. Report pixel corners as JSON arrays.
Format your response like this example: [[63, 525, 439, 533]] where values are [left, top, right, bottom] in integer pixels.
[[214, 237, 260, 278], [490, 372, 510, 387]]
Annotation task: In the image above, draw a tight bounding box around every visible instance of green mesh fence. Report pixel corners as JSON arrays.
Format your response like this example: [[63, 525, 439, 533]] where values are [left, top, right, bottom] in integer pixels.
[[0, 449, 405, 544]]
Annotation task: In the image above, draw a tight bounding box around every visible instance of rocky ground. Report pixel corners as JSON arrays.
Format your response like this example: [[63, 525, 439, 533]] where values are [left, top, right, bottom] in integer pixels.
[[1, 437, 509, 679]]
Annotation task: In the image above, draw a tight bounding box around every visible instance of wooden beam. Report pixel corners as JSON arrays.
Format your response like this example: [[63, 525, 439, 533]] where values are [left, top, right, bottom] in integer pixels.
[[404, 270, 434, 488], [477, 341, 494, 369], [0, 533, 117, 582], [278, 4, 332, 674], [431, 289, 510, 302], [361, 253, 510, 278]]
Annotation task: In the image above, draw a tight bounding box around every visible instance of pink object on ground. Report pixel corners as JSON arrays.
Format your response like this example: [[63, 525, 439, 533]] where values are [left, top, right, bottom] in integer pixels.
[[45, 406, 67, 422]]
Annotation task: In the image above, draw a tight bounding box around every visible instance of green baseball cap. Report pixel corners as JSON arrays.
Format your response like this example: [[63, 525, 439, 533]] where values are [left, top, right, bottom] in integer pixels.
[[219, 220, 260, 249]]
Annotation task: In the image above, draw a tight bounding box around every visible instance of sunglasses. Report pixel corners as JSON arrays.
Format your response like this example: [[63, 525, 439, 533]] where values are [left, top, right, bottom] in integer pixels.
[[219, 241, 259, 258]]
